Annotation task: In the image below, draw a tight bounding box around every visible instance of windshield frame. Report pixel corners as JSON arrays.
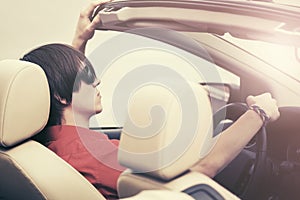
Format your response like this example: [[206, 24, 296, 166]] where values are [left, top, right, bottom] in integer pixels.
[[95, 0, 300, 45]]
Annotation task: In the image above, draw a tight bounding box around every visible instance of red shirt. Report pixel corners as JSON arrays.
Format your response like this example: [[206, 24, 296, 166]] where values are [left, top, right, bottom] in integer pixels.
[[42, 125, 125, 199]]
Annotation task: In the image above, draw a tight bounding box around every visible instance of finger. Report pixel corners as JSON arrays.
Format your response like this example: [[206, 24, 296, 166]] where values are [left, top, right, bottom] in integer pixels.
[[90, 12, 102, 29], [271, 98, 277, 106], [246, 95, 254, 100], [261, 92, 272, 99], [83, 0, 112, 17], [246, 95, 255, 105], [270, 109, 280, 121]]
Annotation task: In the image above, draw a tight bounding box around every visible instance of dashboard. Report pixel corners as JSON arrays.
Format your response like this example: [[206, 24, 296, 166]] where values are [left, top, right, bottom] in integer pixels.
[[266, 106, 300, 199], [267, 107, 300, 162]]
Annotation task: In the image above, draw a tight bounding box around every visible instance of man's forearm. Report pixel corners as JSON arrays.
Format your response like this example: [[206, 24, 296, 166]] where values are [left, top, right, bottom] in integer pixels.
[[191, 109, 263, 177], [72, 38, 87, 54]]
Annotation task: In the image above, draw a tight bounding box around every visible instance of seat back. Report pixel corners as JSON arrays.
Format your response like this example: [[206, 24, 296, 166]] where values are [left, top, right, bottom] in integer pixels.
[[0, 60, 105, 200], [117, 82, 231, 196], [118, 82, 215, 179]]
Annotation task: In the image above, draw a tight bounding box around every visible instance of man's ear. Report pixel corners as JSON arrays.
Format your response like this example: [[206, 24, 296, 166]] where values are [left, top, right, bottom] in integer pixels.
[[60, 98, 68, 105], [54, 94, 69, 105]]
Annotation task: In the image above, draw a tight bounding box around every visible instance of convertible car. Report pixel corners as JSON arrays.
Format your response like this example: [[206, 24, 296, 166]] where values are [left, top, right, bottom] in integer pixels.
[[1, 0, 300, 200], [87, 0, 300, 199]]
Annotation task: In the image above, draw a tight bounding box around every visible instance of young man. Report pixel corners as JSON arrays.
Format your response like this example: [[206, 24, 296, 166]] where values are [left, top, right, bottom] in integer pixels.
[[21, 42, 124, 199], [21, 1, 280, 199]]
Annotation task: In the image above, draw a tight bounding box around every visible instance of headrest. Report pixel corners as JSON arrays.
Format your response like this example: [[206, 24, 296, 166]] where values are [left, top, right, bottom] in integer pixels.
[[118, 81, 215, 180], [0, 59, 50, 147]]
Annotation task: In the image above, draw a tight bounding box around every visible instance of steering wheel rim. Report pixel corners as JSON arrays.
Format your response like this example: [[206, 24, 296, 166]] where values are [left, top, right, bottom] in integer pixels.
[[213, 103, 267, 200]]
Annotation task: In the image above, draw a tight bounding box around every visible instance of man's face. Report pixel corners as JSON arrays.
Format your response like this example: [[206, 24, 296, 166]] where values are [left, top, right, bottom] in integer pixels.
[[71, 79, 102, 118]]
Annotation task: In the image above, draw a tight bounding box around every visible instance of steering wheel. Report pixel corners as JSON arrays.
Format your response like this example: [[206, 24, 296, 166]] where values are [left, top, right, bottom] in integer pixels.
[[212, 103, 267, 200]]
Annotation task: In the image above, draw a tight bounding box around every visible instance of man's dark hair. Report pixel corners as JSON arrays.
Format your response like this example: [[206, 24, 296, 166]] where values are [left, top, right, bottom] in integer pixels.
[[21, 43, 97, 127]]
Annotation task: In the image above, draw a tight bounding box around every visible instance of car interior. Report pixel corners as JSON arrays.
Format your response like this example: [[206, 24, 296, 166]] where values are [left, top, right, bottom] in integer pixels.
[[85, 25, 300, 199], [0, 59, 240, 199], [116, 80, 239, 200], [3, 1, 300, 199]]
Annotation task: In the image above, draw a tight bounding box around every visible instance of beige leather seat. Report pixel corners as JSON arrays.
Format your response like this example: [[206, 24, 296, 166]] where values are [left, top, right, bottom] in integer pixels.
[[117, 82, 240, 199], [0, 60, 106, 200]]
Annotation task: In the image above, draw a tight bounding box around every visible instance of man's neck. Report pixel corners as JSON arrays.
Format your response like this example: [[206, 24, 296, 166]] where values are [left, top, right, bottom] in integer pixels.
[[61, 106, 90, 128]]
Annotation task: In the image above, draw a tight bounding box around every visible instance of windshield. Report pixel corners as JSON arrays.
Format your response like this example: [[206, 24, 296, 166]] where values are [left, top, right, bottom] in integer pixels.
[[91, 0, 300, 127], [222, 33, 300, 82]]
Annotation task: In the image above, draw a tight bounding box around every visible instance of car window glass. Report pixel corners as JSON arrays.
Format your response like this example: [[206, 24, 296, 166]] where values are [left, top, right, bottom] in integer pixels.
[[88, 31, 240, 128], [222, 33, 300, 81]]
